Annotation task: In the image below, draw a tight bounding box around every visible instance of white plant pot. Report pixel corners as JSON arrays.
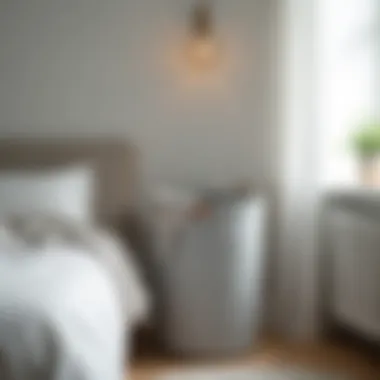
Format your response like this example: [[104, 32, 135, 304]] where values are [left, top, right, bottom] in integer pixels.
[[359, 156, 380, 187]]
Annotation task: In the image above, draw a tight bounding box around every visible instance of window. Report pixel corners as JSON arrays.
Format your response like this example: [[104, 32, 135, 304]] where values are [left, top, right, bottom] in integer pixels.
[[317, 0, 379, 186]]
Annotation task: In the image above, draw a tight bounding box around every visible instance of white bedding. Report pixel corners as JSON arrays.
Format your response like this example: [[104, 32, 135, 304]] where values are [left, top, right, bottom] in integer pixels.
[[0, 215, 150, 380]]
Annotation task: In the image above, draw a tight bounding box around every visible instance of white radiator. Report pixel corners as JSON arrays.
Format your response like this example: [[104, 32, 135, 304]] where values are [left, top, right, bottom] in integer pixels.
[[329, 207, 380, 338]]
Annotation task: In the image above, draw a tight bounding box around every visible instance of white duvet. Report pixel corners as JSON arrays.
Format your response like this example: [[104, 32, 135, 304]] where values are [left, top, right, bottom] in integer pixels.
[[0, 215, 150, 380]]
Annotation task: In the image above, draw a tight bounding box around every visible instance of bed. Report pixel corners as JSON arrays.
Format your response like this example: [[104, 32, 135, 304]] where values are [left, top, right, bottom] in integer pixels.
[[0, 139, 150, 380]]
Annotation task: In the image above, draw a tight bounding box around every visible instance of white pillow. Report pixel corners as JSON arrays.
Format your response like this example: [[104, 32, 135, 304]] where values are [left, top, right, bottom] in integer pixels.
[[0, 165, 94, 222]]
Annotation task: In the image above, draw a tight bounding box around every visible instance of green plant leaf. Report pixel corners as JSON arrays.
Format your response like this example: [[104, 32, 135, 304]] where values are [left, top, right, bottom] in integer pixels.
[[350, 120, 380, 159]]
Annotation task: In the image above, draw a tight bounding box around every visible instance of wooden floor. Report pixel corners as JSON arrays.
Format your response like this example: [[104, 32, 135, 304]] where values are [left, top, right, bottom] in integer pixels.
[[129, 338, 380, 380]]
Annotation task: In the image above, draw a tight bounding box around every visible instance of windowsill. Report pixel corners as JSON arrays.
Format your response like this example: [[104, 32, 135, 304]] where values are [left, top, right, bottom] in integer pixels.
[[324, 185, 380, 219], [325, 185, 380, 195]]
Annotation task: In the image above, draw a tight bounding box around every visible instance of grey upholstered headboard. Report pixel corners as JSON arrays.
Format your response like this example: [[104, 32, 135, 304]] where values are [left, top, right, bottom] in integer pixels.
[[0, 138, 138, 223]]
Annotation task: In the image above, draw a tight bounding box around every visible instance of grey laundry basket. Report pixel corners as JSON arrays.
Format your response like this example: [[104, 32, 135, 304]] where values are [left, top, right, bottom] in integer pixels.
[[160, 194, 267, 356]]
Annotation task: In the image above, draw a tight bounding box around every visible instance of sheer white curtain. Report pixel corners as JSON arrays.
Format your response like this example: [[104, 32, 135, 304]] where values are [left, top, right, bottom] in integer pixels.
[[278, 0, 379, 339], [278, 0, 319, 339]]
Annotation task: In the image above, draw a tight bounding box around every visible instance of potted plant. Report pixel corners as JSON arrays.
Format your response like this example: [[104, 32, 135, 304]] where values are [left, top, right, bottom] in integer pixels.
[[350, 120, 380, 186]]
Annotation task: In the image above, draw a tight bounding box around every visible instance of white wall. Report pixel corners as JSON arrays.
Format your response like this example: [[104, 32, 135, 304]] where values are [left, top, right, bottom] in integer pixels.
[[0, 0, 281, 331], [0, 0, 278, 189]]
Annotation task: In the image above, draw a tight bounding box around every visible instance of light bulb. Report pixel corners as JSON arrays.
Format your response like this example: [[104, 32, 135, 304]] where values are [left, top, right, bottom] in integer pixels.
[[185, 2, 220, 71], [187, 36, 220, 70]]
